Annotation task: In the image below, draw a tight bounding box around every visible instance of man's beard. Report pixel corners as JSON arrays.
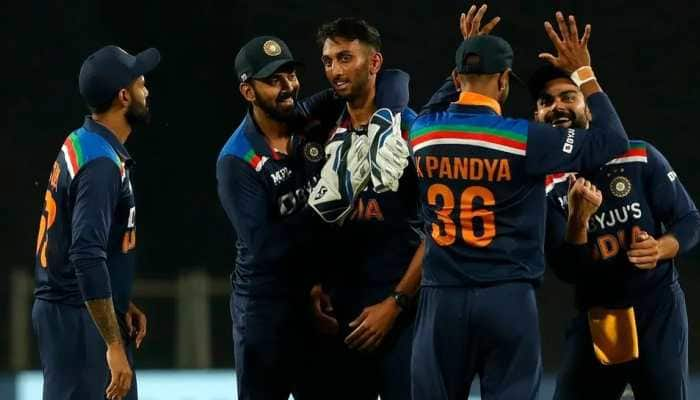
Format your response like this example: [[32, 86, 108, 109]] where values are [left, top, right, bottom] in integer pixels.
[[253, 88, 298, 122], [125, 99, 151, 127], [544, 108, 588, 129], [333, 66, 370, 102]]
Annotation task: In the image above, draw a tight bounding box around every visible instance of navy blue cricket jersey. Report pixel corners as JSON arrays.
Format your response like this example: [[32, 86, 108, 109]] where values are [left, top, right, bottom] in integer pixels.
[[409, 90, 629, 287], [323, 106, 422, 289], [217, 112, 328, 297], [217, 70, 411, 297], [34, 117, 137, 314], [545, 140, 700, 309]]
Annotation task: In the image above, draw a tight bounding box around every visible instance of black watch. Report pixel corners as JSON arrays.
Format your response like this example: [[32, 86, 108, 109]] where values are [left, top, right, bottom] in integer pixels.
[[390, 291, 411, 311]]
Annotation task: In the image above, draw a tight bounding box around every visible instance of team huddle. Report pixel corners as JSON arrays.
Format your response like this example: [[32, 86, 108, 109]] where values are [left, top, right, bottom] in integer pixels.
[[31, 4, 700, 400]]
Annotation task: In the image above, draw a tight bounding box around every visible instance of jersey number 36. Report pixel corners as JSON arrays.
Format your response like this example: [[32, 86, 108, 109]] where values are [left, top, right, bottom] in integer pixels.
[[428, 184, 495, 248]]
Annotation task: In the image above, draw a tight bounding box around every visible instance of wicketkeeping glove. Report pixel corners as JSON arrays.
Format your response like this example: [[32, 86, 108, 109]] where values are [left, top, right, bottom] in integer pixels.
[[308, 132, 370, 223], [368, 108, 410, 193]]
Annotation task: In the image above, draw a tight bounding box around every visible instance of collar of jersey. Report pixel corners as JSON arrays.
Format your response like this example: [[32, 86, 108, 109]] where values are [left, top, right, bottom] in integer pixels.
[[452, 92, 502, 115], [243, 111, 283, 160], [83, 116, 133, 163]]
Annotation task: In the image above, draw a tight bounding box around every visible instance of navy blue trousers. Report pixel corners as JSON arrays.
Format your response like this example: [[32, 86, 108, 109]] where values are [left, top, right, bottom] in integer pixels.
[[411, 283, 542, 400], [554, 282, 688, 400], [231, 293, 321, 400], [32, 299, 137, 400], [313, 286, 414, 400]]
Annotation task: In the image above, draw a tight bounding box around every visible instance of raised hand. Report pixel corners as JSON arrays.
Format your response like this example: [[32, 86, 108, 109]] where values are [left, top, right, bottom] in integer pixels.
[[460, 4, 501, 39], [567, 176, 602, 222], [539, 11, 592, 74]]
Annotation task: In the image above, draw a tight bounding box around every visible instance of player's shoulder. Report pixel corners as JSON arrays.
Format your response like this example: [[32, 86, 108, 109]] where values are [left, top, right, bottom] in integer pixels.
[[217, 119, 269, 173], [605, 139, 651, 166], [61, 128, 121, 179], [399, 106, 417, 131], [409, 110, 528, 145]]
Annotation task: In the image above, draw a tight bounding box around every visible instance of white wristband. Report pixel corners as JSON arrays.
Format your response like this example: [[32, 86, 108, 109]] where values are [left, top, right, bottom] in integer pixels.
[[570, 66, 596, 87]]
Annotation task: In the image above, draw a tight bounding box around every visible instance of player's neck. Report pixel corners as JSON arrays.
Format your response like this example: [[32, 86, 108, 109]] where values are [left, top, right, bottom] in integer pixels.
[[91, 113, 131, 144], [252, 106, 290, 140], [346, 83, 376, 128]]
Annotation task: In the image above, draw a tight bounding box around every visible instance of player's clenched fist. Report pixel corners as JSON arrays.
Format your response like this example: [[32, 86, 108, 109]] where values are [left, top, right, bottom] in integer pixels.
[[567, 176, 602, 222]]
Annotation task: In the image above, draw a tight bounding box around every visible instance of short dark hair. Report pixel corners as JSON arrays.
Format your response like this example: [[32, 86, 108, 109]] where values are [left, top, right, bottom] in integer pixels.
[[316, 17, 381, 51]]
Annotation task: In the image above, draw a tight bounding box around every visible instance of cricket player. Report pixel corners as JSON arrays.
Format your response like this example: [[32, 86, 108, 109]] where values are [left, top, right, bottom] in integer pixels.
[[535, 63, 700, 399], [216, 35, 408, 400], [306, 17, 421, 400], [32, 45, 159, 400], [409, 10, 630, 400]]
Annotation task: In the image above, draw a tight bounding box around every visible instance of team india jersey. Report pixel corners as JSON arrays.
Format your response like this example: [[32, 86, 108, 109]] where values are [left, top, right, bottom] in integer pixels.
[[34, 117, 137, 314], [545, 140, 700, 309], [410, 91, 629, 287]]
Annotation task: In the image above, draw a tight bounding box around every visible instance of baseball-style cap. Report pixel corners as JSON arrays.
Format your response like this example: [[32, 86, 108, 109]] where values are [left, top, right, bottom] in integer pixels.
[[235, 36, 302, 82], [79, 45, 160, 107], [527, 63, 572, 100], [455, 35, 522, 84]]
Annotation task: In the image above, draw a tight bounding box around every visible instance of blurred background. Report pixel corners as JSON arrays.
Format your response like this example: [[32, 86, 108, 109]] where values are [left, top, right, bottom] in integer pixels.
[[3, 0, 700, 398]]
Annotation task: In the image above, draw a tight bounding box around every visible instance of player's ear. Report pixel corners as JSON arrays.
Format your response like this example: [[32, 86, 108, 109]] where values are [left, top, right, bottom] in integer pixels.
[[239, 82, 256, 102], [498, 71, 510, 92], [451, 69, 461, 91], [117, 88, 130, 108], [584, 104, 592, 123], [369, 51, 383, 76]]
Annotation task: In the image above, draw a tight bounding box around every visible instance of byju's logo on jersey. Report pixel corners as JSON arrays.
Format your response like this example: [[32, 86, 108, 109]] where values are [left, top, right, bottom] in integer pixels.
[[610, 176, 632, 198]]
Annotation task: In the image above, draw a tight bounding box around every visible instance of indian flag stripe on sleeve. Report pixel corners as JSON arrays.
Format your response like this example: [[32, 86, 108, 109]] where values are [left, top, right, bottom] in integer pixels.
[[606, 142, 647, 165], [410, 124, 527, 156], [243, 149, 268, 172], [61, 132, 83, 178]]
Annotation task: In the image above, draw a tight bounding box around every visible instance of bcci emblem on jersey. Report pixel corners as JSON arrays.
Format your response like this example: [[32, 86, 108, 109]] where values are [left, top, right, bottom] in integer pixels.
[[304, 142, 323, 163], [610, 175, 632, 198]]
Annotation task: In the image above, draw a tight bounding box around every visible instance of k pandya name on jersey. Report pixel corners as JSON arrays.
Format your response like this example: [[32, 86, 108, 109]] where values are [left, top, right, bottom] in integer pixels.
[[415, 156, 512, 182]]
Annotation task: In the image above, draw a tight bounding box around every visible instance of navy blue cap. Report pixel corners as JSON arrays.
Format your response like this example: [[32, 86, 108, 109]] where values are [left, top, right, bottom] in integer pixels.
[[456, 35, 513, 74], [235, 36, 301, 82], [79, 45, 161, 107], [455, 35, 523, 85]]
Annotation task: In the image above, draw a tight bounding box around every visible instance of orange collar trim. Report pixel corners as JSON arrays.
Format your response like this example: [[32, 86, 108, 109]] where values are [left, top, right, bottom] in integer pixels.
[[454, 92, 502, 115]]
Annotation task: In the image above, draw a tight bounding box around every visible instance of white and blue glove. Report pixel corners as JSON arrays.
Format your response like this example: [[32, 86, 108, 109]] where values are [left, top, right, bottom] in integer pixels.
[[368, 108, 410, 193], [309, 132, 370, 223]]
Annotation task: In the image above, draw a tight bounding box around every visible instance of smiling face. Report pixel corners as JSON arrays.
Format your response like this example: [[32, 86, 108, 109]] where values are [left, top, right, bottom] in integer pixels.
[[321, 37, 381, 101], [240, 65, 300, 122], [534, 78, 591, 129]]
